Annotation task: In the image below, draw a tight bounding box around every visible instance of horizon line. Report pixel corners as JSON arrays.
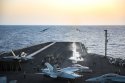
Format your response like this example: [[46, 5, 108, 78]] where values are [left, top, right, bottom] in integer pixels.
[[0, 24, 125, 26]]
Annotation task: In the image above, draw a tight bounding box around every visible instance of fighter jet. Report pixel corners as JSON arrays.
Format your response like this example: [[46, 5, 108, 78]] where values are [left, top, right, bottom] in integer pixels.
[[2, 50, 33, 61], [37, 62, 82, 79], [86, 73, 125, 83], [1, 42, 55, 62]]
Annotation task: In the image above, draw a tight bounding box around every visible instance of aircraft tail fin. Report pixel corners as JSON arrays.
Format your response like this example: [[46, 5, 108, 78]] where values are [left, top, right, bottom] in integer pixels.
[[45, 62, 54, 72], [45, 62, 57, 72], [11, 50, 16, 56], [53, 65, 58, 73]]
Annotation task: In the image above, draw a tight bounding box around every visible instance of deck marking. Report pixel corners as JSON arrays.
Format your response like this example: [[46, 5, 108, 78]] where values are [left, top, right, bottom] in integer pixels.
[[27, 42, 56, 58]]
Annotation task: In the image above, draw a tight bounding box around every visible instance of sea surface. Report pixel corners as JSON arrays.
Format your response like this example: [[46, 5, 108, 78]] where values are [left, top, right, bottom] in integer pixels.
[[0, 25, 125, 59]]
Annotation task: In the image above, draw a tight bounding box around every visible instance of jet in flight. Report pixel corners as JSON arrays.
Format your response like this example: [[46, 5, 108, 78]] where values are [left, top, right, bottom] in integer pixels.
[[86, 73, 125, 83]]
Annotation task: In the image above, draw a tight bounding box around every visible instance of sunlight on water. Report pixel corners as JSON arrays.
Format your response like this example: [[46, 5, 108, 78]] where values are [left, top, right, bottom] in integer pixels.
[[69, 42, 84, 62], [0, 26, 125, 59]]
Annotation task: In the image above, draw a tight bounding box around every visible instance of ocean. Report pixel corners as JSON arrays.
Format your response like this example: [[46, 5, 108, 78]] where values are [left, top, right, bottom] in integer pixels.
[[0, 25, 125, 59]]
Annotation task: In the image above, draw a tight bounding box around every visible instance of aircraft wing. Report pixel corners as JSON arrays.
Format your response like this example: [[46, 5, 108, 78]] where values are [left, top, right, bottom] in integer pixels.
[[112, 78, 125, 82], [61, 67, 79, 73], [59, 67, 82, 79], [86, 76, 104, 82], [59, 71, 82, 79], [49, 74, 57, 78], [3, 56, 20, 59], [26, 56, 33, 59]]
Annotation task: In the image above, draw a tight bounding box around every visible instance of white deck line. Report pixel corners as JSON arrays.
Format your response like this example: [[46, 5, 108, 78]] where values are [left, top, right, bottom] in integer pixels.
[[27, 42, 56, 58]]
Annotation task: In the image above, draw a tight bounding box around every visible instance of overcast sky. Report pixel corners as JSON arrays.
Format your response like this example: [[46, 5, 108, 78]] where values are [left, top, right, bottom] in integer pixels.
[[0, 0, 125, 25]]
